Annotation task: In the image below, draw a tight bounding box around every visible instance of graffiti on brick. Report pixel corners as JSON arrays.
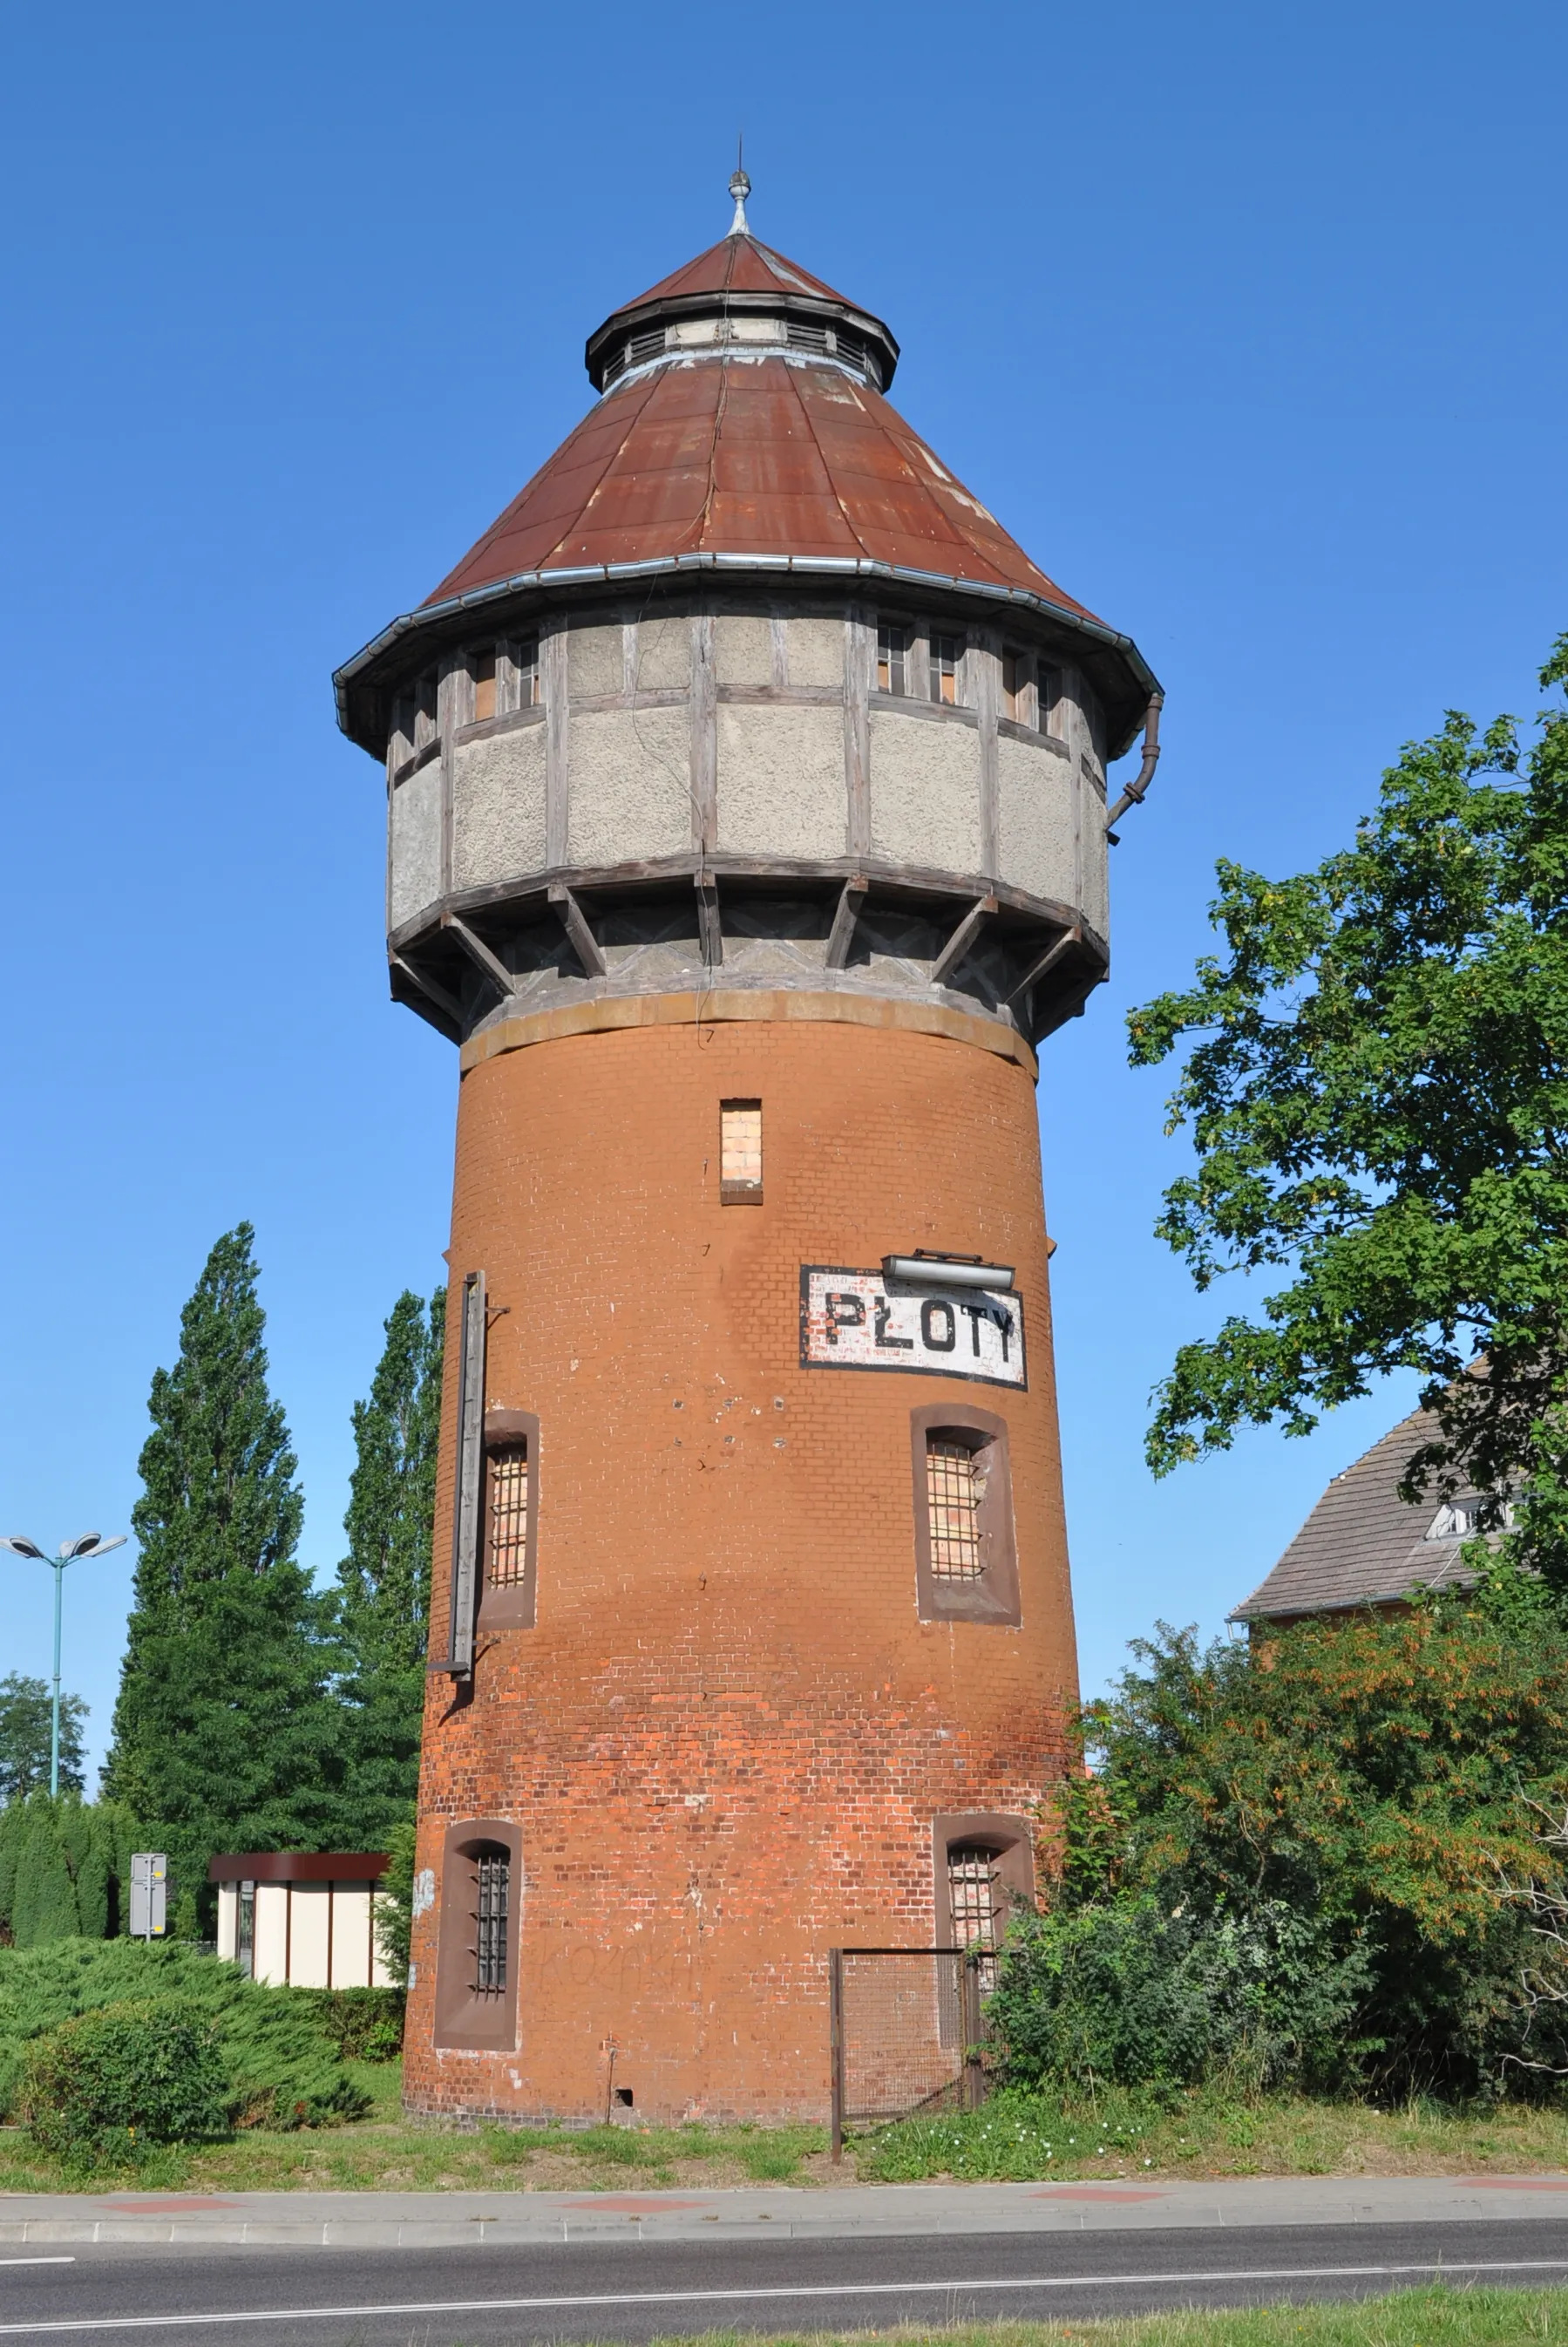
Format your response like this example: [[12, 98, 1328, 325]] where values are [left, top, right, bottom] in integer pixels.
[[798, 1267, 1026, 1390]]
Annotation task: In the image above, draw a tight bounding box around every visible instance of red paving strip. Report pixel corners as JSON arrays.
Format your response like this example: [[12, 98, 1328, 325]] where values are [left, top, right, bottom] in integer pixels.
[[1463, 2177, 1568, 2190], [99, 2200, 242, 2214], [563, 2196, 709, 2213], [1033, 2188, 1169, 2204]]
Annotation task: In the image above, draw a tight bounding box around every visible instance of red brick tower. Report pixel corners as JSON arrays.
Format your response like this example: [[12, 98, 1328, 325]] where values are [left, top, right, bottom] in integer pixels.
[[335, 178, 1160, 2124]]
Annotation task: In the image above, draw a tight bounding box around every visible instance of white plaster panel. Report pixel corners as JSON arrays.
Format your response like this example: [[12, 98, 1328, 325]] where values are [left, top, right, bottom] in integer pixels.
[[215, 1885, 236, 1963], [715, 616, 772, 686], [389, 764, 442, 929], [329, 1884, 373, 1989], [1083, 782, 1110, 940], [997, 733, 1076, 906], [452, 727, 547, 890], [252, 1884, 289, 1988], [716, 704, 846, 859], [370, 1895, 395, 1989], [567, 624, 623, 698], [568, 706, 691, 864], [867, 709, 983, 875], [787, 617, 845, 689], [634, 616, 689, 690], [288, 1882, 331, 1989]]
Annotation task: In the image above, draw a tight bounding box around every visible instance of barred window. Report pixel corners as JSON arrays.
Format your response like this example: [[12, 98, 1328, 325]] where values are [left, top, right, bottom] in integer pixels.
[[930, 633, 961, 706], [877, 622, 909, 697], [472, 1844, 510, 1995], [947, 1840, 1002, 1951], [927, 1435, 985, 1581], [472, 645, 498, 724], [720, 1099, 763, 1203], [487, 1444, 529, 1586]]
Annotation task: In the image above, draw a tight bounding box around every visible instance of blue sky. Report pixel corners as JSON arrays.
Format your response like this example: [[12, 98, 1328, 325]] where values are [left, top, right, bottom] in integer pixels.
[[2, 2, 1564, 1785]]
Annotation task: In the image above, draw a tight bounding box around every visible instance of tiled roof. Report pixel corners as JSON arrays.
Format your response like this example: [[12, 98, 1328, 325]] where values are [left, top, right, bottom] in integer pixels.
[[1231, 1409, 1483, 1622]]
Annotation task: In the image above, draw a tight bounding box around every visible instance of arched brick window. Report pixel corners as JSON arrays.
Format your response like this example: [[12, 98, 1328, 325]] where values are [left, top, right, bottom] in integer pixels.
[[434, 1820, 522, 2051], [479, 1409, 539, 1629], [910, 1405, 1020, 1625]]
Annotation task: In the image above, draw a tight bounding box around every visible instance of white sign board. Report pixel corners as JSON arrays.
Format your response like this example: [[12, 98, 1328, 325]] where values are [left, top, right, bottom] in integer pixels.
[[130, 1852, 167, 1940], [799, 1266, 1026, 1390]]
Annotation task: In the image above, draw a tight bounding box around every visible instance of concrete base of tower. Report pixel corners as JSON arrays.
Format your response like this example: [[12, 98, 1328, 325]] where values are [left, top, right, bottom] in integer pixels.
[[403, 1007, 1080, 2125]]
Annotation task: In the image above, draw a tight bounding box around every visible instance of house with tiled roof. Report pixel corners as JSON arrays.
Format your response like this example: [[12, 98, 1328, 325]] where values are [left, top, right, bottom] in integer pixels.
[[1231, 1408, 1510, 1625]]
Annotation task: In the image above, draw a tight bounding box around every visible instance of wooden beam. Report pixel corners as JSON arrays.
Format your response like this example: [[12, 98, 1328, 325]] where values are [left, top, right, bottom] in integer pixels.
[[825, 875, 869, 971], [390, 953, 465, 1030], [1005, 925, 1080, 1012], [696, 875, 723, 968], [442, 914, 513, 998], [931, 893, 996, 988], [548, 882, 607, 978]]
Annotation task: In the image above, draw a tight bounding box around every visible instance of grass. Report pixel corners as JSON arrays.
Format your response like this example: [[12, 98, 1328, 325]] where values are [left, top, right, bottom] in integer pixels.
[[444, 2302, 1568, 2344], [5, 2064, 1568, 2194]]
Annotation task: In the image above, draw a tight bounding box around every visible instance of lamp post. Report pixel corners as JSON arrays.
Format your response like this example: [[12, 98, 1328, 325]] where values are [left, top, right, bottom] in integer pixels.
[[0, 1533, 126, 1796]]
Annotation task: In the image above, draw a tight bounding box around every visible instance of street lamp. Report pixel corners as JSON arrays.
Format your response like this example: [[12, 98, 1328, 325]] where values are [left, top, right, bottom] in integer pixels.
[[0, 1532, 126, 1796]]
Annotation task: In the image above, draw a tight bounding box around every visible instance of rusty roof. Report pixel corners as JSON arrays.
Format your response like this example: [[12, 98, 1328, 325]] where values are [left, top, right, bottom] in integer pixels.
[[334, 225, 1158, 756], [423, 357, 1101, 622]]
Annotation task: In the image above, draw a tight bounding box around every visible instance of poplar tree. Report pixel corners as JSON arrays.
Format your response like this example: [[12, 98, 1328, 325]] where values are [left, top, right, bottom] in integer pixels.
[[332, 1289, 445, 1845], [103, 1226, 342, 1915]]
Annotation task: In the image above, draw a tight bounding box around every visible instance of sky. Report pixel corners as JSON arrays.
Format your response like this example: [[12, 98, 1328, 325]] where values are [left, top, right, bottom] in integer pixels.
[[1, 1, 1565, 1786]]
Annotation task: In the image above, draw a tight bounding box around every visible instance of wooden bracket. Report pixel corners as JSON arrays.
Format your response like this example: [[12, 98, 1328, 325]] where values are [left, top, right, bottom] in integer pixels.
[[695, 875, 723, 968], [1005, 925, 1080, 1013], [548, 882, 608, 978], [825, 874, 869, 971], [441, 913, 514, 998], [390, 952, 465, 1030], [932, 893, 997, 988]]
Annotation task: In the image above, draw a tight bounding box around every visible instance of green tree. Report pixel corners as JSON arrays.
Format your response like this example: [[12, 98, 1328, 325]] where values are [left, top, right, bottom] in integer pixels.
[[1128, 637, 1568, 1585], [0, 1796, 136, 1947], [331, 1289, 444, 1847], [0, 1677, 86, 1802], [102, 1225, 343, 1920]]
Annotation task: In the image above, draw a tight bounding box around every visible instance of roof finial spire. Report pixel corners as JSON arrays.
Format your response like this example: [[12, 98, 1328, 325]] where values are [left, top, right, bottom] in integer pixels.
[[728, 136, 750, 236]]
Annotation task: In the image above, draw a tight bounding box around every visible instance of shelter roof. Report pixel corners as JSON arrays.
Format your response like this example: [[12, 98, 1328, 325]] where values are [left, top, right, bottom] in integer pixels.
[[1230, 1409, 1490, 1622]]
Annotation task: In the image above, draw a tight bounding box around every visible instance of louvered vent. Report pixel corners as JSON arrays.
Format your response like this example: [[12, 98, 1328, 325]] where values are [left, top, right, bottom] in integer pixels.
[[786, 321, 830, 356]]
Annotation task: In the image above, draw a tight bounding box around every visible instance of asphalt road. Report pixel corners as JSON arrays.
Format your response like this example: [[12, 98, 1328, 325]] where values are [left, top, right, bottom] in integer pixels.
[[3, 2220, 1568, 2343]]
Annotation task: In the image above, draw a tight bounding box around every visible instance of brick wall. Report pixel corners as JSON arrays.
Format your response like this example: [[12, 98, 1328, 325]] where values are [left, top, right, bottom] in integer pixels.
[[404, 1012, 1080, 2124]]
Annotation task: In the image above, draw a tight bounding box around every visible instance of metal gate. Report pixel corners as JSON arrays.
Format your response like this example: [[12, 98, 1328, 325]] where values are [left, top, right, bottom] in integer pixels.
[[829, 1947, 992, 2159]]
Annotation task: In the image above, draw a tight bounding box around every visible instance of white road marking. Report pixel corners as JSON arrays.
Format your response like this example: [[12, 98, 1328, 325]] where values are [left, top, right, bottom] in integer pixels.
[[0, 2264, 72, 2271], [2, 2255, 1568, 2333]]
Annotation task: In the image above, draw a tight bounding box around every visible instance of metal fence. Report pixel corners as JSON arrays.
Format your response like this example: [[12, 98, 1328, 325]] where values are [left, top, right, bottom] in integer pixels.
[[829, 1947, 993, 2159]]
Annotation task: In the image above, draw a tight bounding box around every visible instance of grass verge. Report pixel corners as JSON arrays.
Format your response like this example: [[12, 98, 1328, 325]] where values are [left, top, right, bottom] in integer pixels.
[[4, 2066, 1568, 2194], [450, 2299, 1568, 2344]]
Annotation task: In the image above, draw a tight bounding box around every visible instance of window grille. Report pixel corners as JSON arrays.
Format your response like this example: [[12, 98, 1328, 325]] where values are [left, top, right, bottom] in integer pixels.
[[947, 1841, 1001, 1953], [487, 1444, 529, 1586], [877, 622, 908, 697], [930, 633, 961, 706], [927, 1436, 984, 1580], [472, 1845, 510, 1996], [720, 1099, 763, 1200], [472, 646, 497, 725]]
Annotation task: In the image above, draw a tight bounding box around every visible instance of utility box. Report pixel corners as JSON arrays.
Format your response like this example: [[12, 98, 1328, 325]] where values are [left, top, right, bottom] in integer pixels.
[[130, 1852, 166, 1940]]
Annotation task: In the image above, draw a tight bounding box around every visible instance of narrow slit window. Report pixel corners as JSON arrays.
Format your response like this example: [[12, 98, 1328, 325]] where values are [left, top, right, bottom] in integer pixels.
[[930, 633, 961, 706], [472, 647, 498, 724], [512, 638, 540, 711], [414, 672, 439, 749], [877, 622, 908, 697], [472, 1844, 510, 1995], [1001, 648, 1025, 722], [927, 1435, 984, 1580], [1037, 663, 1062, 735], [720, 1099, 763, 1203], [487, 1444, 529, 1586]]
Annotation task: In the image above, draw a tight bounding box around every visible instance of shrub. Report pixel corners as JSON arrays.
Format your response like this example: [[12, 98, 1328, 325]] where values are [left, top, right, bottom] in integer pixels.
[[284, 1986, 404, 2062], [0, 1940, 368, 2130], [990, 1895, 1375, 2093], [20, 1997, 228, 2169]]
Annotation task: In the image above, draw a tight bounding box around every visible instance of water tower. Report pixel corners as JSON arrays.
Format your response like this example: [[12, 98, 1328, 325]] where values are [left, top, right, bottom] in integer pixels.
[[334, 174, 1160, 2123]]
